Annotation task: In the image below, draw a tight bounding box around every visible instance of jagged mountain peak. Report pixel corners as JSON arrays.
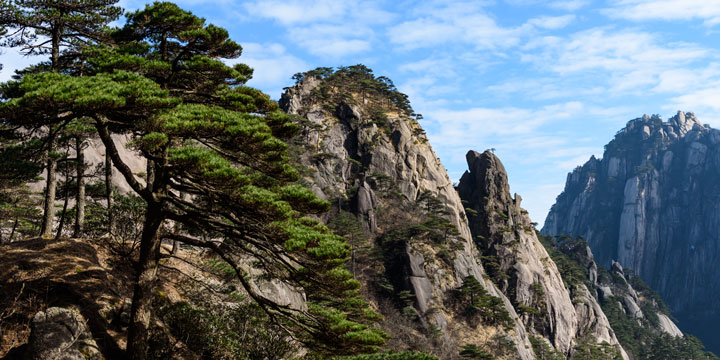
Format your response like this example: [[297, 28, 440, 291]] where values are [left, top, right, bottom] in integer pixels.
[[460, 150, 514, 207], [543, 111, 720, 354], [458, 149, 627, 358]]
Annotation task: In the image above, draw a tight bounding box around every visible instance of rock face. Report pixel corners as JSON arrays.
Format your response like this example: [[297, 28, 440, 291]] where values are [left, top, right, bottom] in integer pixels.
[[281, 74, 535, 359], [457, 150, 625, 357], [28, 307, 102, 360], [543, 111, 717, 348]]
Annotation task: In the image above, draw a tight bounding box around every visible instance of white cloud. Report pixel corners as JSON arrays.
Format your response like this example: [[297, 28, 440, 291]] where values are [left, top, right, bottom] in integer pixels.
[[527, 15, 576, 29], [244, 0, 395, 25], [521, 28, 711, 94], [427, 101, 584, 145], [665, 86, 720, 125], [243, 1, 393, 58], [605, 0, 720, 26], [243, 0, 348, 25], [548, 0, 590, 11], [388, 10, 527, 51], [231, 42, 309, 98], [287, 23, 373, 58]]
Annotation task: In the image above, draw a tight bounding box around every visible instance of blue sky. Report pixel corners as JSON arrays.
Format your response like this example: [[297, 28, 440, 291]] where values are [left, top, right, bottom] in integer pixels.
[[4, 0, 720, 223]]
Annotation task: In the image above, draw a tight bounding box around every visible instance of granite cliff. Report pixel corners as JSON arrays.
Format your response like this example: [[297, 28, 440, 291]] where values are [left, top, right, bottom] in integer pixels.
[[279, 67, 639, 359], [2, 64, 712, 358], [543, 111, 720, 353], [457, 151, 626, 358]]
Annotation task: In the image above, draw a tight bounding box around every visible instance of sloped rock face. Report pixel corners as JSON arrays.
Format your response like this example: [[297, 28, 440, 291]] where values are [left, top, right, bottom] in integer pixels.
[[457, 151, 625, 357], [543, 111, 717, 347], [281, 76, 535, 359]]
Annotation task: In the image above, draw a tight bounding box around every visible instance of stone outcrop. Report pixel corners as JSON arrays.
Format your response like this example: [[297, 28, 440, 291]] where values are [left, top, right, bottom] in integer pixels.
[[28, 307, 102, 360], [543, 111, 713, 347], [281, 75, 535, 359], [457, 150, 626, 358]]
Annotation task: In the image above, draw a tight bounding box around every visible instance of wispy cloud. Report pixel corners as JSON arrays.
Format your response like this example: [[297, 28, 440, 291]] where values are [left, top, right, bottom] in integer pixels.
[[521, 28, 711, 95], [605, 0, 720, 26], [388, 3, 573, 51], [548, 0, 590, 11], [229, 42, 308, 98], [242, 0, 393, 58]]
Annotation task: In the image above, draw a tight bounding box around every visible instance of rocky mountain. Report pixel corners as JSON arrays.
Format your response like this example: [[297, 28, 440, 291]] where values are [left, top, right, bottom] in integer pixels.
[[457, 151, 626, 359], [543, 111, 720, 354], [278, 67, 649, 359], [2, 63, 715, 359], [280, 69, 534, 359]]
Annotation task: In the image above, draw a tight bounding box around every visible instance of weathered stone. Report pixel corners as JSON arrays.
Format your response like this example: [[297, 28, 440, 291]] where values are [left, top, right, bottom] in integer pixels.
[[657, 314, 683, 337], [457, 150, 626, 357], [280, 78, 535, 359], [28, 307, 102, 360]]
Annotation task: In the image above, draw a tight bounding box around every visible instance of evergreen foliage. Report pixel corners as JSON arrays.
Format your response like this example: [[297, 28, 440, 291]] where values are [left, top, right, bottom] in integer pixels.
[[0, 2, 385, 358], [455, 275, 513, 330], [541, 234, 718, 359], [570, 335, 623, 360], [292, 65, 417, 119], [458, 344, 493, 359], [333, 351, 438, 360], [529, 336, 564, 360], [1, 0, 121, 66], [156, 299, 297, 360], [537, 234, 591, 291]]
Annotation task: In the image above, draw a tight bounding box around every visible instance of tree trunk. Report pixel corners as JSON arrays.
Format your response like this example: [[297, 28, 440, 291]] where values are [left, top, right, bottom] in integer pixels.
[[146, 159, 155, 192], [51, 28, 60, 70], [55, 167, 70, 240], [41, 138, 58, 239], [127, 202, 164, 360], [105, 152, 114, 234], [9, 216, 18, 242], [74, 137, 85, 237]]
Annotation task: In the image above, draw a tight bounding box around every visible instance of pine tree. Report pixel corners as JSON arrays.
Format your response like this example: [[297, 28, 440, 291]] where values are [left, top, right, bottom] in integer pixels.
[[1, 3, 386, 358], [0, 121, 44, 242], [1, 0, 121, 238]]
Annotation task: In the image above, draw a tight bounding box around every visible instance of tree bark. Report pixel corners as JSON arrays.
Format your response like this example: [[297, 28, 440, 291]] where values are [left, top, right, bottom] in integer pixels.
[[127, 202, 164, 360], [9, 216, 18, 243], [41, 137, 58, 239], [55, 167, 70, 240], [74, 137, 85, 237], [146, 159, 155, 193], [51, 27, 60, 70], [106, 151, 114, 234]]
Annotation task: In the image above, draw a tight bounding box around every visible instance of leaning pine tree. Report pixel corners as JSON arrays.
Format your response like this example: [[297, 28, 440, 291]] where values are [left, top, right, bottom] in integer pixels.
[[0, 2, 386, 358]]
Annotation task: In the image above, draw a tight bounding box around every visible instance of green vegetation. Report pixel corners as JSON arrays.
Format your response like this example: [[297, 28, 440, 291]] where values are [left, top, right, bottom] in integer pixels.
[[530, 336, 564, 360], [334, 351, 438, 360], [459, 344, 493, 359], [292, 65, 416, 119], [542, 235, 718, 359], [537, 234, 591, 291], [155, 299, 297, 360], [456, 275, 513, 330], [602, 297, 718, 359], [571, 335, 623, 360], [0, 1, 386, 358]]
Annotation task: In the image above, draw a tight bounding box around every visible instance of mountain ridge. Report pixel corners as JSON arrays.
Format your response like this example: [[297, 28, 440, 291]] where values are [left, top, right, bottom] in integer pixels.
[[543, 110, 720, 354]]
